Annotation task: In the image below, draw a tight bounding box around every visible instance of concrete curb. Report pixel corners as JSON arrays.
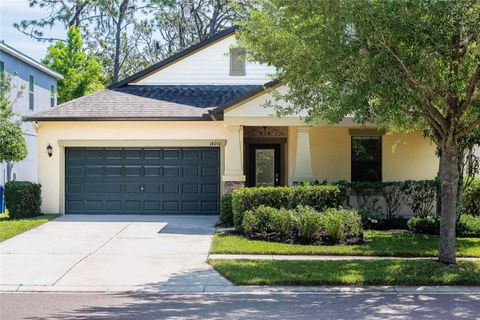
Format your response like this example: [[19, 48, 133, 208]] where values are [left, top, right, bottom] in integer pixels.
[[208, 254, 480, 261], [2, 284, 480, 295]]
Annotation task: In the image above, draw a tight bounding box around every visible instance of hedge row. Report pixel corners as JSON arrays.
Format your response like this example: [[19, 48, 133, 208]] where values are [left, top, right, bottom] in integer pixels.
[[231, 185, 344, 231], [463, 179, 480, 216], [242, 205, 363, 245], [407, 215, 480, 237]]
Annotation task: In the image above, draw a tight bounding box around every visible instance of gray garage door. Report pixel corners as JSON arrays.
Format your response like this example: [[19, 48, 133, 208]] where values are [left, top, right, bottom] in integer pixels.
[[65, 147, 220, 214]]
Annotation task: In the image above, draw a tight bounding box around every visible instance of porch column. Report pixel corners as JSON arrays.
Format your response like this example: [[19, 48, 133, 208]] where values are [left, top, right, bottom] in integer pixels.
[[223, 125, 246, 193], [292, 126, 315, 183]]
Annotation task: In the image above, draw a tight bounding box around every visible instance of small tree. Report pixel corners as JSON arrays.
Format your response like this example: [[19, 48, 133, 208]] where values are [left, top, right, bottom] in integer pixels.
[[238, 0, 480, 264], [42, 26, 107, 104], [0, 75, 27, 163]]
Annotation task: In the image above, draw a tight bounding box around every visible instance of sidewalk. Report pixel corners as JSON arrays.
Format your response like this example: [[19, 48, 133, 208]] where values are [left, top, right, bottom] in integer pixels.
[[208, 254, 480, 261]]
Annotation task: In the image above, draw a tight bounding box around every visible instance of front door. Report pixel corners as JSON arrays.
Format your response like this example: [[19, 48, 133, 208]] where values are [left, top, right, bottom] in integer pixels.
[[248, 144, 281, 187]]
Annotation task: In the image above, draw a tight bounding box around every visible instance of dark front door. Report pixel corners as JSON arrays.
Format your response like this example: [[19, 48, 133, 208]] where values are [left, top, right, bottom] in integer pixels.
[[248, 144, 281, 187], [65, 147, 220, 214]]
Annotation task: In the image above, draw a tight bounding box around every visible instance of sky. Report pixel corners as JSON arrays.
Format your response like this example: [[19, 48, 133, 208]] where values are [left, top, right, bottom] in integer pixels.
[[0, 0, 66, 61]]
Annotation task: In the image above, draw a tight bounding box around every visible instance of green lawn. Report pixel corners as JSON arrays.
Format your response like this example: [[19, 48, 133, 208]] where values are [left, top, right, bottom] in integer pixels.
[[209, 259, 480, 286], [0, 213, 60, 242], [211, 231, 480, 257]]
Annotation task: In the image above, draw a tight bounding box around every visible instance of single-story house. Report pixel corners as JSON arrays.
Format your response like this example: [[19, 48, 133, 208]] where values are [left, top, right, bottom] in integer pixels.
[[28, 26, 438, 215]]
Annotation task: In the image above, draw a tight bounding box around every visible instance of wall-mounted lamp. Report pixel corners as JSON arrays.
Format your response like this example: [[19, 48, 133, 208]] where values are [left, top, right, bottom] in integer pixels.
[[47, 144, 53, 157]]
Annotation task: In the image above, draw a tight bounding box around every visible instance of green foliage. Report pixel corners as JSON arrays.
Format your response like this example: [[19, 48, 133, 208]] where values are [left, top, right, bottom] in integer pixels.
[[238, 0, 480, 262], [241, 205, 363, 245], [296, 205, 323, 243], [218, 194, 234, 227], [457, 215, 480, 237], [232, 185, 343, 231], [349, 182, 382, 222], [238, 0, 480, 133], [4, 181, 42, 219], [408, 215, 480, 237], [407, 216, 441, 235], [42, 26, 106, 104], [321, 208, 364, 244], [0, 75, 27, 162], [0, 119, 27, 162], [463, 178, 480, 216], [401, 180, 438, 217]]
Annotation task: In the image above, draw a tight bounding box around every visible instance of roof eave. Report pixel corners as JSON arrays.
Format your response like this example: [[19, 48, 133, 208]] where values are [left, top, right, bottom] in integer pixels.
[[0, 42, 64, 79], [211, 79, 281, 115], [26, 115, 214, 122]]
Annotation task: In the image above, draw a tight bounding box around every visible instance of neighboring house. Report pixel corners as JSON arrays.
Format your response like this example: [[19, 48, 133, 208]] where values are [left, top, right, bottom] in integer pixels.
[[28, 27, 438, 215], [0, 41, 63, 186]]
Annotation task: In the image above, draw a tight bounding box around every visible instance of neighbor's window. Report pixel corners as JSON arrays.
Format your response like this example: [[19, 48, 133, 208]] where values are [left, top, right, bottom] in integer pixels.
[[0, 61, 4, 82], [50, 85, 56, 107], [230, 47, 246, 76], [29, 75, 34, 110], [0, 61, 4, 96], [351, 136, 382, 182]]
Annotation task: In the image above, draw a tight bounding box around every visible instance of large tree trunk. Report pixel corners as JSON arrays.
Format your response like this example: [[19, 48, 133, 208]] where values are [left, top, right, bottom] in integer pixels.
[[438, 134, 460, 264]]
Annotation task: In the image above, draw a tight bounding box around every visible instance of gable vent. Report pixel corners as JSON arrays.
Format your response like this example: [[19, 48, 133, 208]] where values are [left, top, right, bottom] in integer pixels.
[[230, 47, 246, 76]]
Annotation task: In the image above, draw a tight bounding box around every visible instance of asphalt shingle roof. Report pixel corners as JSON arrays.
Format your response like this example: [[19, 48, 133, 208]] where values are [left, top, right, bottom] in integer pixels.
[[28, 85, 260, 121]]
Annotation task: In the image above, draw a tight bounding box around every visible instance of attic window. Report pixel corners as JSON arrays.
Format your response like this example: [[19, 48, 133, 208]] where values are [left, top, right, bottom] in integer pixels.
[[230, 47, 246, 76]]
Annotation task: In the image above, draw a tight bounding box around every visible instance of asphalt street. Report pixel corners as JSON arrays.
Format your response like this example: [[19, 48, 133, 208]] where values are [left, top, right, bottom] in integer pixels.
[[1, 292, 480, 320]]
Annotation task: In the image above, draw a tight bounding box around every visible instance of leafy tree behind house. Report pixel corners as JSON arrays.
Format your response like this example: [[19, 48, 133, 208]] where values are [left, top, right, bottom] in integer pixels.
[[238, 0, 480, 264], [0, 75, 27, 163], [42, 26, 107, 104]]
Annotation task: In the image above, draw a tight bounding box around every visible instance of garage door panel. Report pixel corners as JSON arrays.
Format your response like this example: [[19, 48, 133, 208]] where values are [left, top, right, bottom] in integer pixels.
[[65, 147, 220, 214]]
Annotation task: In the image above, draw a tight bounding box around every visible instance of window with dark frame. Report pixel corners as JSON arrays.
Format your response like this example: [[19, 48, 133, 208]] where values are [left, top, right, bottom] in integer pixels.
[[50, 85, 55, 107], [351, 136, 382, 182], [0, 61, 4, 97], [29, 75, 34, 110], [229, 47, 246, 76]]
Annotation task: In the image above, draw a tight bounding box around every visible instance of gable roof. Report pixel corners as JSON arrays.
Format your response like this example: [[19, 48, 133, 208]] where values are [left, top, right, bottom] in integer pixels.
[[27, 84, 259, 121], [110, 26, 238, 88], [0, 41, 63, 79], [210, 79, 281, 115]]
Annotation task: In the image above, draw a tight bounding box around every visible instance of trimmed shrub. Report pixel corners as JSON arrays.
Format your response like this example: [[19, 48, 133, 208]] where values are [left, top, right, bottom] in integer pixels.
[[463, 179, 480, 216], [350, 182, 382, 222], [241, 205, 363, 245], [381, 182, 405, 220], [217, 194, 233, 227], [242, 205, 297, 242], [4, 181, 42, 219], [408, 215, 480, 237], [296, 205, 323, 243], [407, 216, 440, 235], [320, 208, 364, 244], [232, 185, 342, 231], [457, 215, 480, 237], [401, 180, 437, 217]]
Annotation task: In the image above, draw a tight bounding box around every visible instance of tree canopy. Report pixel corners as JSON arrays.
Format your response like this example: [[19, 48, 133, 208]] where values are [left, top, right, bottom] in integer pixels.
[[0, 76, 27, 163], [42, 26, 107, 104], [238, 0, 480, 264], [16, 0, 249, 82]]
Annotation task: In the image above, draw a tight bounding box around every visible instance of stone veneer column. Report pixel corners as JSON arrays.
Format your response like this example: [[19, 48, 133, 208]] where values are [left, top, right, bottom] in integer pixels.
[[292, 126, 315, 183], [223, 125, 246, 193]]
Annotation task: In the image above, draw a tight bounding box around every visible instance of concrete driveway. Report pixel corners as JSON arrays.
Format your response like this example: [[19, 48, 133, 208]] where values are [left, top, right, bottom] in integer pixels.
[[0, 215, 231, 292]]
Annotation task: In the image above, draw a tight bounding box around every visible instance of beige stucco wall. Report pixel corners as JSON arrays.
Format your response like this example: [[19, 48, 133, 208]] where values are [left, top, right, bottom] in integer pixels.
[[36, 121, 228, 214], [36, 119, 439, 214], [302, 126, 439, 182]]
